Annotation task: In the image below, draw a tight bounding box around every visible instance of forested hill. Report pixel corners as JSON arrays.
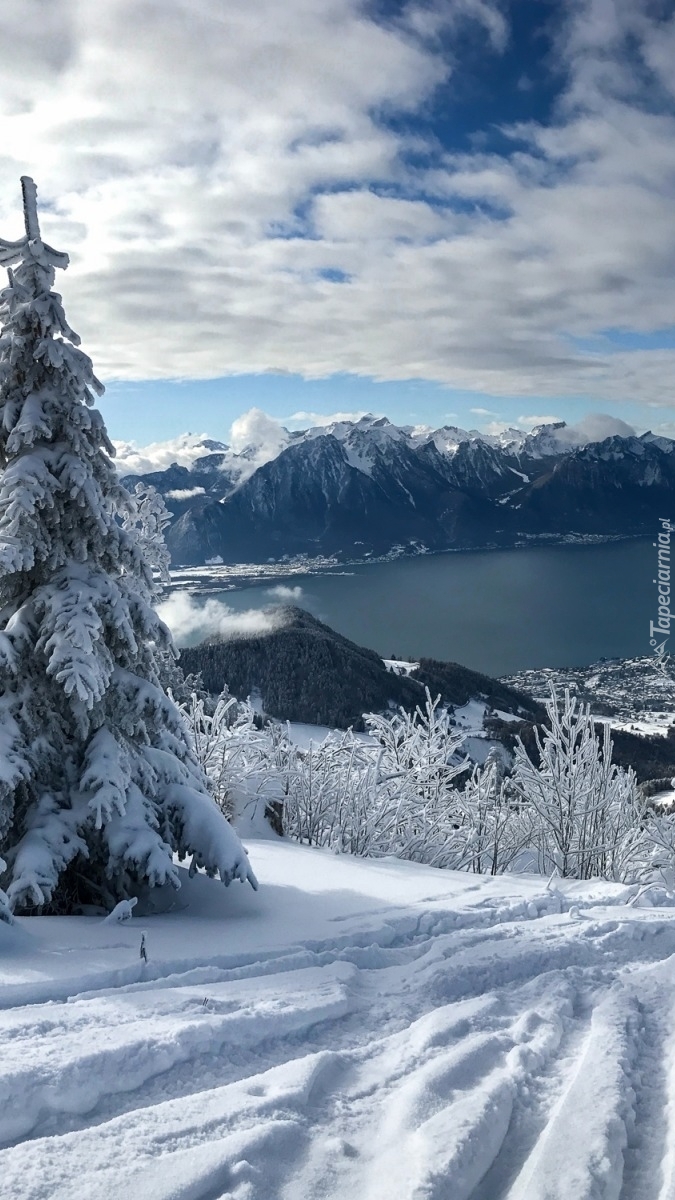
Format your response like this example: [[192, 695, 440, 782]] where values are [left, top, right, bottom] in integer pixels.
[[178, 606, 540, 729]]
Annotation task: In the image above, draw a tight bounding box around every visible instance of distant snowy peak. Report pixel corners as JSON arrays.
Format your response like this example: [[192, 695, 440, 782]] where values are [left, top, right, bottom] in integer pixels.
[[310, 418, 586, 477], [578, 432, 661, 460], [486, 422, 569, 458], [404, 422, 569, 458], [126, 417, 661, 493], [519, 422, 569, 457], [640, 432, 674, 453], [120, 414, 651, 486], [299, 417, 589, 467], [303, 413, 405, 446], [410, 424, 474, 455], [119, 410, 675, 566], [318, 417, 538, 464]]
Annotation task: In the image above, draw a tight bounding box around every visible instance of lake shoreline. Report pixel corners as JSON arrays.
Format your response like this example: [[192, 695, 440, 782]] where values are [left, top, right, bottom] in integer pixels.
[[167, 531, 644, 597], [163, 537, 656, 677]]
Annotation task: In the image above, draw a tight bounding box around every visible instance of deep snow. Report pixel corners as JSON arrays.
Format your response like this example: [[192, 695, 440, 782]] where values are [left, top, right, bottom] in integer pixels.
[[2, 840, 675, 1199]]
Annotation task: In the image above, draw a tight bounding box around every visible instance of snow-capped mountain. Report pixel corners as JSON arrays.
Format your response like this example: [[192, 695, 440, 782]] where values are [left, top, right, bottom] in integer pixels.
[[120, 415, 675, 565]]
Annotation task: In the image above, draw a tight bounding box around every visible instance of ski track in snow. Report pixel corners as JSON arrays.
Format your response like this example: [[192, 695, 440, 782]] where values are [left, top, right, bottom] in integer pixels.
[[2, 842, 675, 1198]]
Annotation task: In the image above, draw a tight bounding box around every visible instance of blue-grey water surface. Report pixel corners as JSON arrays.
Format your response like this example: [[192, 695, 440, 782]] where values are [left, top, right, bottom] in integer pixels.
[[187, 539, 658, 677]]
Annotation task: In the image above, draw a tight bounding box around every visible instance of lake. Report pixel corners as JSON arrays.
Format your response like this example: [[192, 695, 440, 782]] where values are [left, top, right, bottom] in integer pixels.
[[170, 539, 660, 677]]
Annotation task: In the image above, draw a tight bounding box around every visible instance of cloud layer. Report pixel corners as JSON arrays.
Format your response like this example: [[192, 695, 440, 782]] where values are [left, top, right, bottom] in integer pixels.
[[2, 0, 675, 412], [113, 434, 217, 475], [113, 408, 378, 473], [157, 592, 284, 646], [266, 585, 305, 601], [553, 413, 636, 447]]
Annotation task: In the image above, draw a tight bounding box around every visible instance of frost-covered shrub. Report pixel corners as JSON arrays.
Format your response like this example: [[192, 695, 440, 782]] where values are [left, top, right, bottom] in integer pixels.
[[280, 692, 473, 864], [635, 813, 675, 889], [179, 689, 294, 824], [0, 178, 255, 911], [512, 687, 646, 880], [186, 670, 675, 886], [457, 749, 533, 875]]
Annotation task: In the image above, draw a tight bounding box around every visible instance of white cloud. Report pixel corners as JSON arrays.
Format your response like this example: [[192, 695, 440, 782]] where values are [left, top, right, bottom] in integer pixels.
[[559, 413, 636, 445], [157, 592, 284, 647], [113, 433, 216, 474], [516, 415, 564, 428], [1, 0, 674, 419], [228, 408, 287, 454], [113, 410, 289, 479], [266, 585, 305, 600], [165, 486, 206, 500], [227, 407, 291, 476], [284, 410, 373, 429]]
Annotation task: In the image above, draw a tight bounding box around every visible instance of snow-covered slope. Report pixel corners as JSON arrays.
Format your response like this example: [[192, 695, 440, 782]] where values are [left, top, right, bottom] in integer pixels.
[[2, 841, 675, 1198]]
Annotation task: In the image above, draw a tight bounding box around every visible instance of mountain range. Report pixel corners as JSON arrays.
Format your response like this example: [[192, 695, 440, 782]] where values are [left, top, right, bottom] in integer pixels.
[[121, 415, 675, 565]]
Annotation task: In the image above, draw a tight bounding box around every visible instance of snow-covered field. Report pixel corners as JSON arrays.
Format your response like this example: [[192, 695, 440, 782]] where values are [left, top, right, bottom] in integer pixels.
[[3, 841, 675, 1199]]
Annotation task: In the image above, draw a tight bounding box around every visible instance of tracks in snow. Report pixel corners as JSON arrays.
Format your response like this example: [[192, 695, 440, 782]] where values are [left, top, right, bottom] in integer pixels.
[[2, 891, 675, 1198]]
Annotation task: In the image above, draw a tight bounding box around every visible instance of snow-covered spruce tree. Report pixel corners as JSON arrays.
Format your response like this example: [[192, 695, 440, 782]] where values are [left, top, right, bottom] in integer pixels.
[[0, 178, 256, 911]]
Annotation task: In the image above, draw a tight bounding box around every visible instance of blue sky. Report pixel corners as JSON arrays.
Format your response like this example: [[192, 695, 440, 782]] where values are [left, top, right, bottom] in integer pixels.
[[100, 373, 654, 446], [2, 0, 675, 455]]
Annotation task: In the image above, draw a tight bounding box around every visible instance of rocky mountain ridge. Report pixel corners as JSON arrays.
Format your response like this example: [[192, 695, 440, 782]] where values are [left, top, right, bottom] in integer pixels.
[[121, 415, 675, 565]]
